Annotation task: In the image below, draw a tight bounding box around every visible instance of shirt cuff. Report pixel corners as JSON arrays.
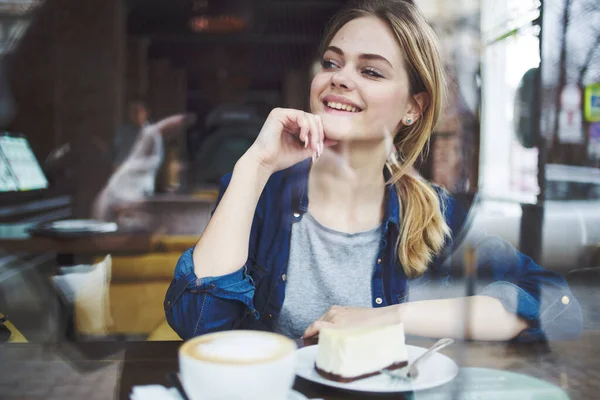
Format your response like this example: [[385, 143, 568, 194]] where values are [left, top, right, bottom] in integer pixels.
[[173, 247, 258, 318], [478, 281, 543, 341]]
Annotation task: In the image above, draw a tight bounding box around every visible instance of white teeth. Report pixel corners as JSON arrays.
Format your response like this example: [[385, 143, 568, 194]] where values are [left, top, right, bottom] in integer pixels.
[[326, 101, 359, 112]]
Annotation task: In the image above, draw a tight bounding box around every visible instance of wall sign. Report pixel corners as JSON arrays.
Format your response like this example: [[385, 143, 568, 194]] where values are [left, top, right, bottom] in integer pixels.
[[584, 83, 600, 123], [558, 84, 584, 144]]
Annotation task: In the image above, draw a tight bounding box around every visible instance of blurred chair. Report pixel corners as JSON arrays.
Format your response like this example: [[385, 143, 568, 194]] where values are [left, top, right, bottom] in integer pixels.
[[105, 253, 179, 337], [147, 320, 181, 341], [0, 313, 27, 343], [55, 252, 175, 339], [190, 103, 264, 185]]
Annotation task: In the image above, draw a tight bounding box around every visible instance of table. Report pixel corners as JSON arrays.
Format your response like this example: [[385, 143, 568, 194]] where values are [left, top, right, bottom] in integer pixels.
[[0, 191, 215, 259], [1, 331, 599, 400], [0, 229, 199, 263]]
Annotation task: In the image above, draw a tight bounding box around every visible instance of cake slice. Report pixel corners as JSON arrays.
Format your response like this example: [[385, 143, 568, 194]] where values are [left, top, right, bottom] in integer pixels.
[[315, 323, 408, 382]]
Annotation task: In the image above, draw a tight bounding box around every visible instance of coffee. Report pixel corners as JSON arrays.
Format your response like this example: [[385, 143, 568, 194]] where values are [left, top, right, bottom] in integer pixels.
[[180, 331, 296, 365], [179, 331, 297, 400]]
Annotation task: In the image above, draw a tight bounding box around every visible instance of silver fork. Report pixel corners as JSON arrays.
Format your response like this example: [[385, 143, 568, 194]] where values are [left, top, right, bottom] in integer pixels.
[[381, 338, 455, 380]]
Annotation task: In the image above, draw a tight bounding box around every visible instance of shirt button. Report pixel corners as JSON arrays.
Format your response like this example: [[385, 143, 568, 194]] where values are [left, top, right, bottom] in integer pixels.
[[281, 274, 287, 282], [375, 297, 383, 305], [561, 296, 570, 305], [377, 258, 382, 264], [293, 212, 300, 218]]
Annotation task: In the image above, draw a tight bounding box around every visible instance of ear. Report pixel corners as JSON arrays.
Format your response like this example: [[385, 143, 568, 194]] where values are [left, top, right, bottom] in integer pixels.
[[404, 92, 429, 125]]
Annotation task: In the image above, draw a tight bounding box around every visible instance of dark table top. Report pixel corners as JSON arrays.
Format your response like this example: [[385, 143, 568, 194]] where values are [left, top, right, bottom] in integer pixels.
[[1, 331, 599, 400], [0, 229, 199, 255]]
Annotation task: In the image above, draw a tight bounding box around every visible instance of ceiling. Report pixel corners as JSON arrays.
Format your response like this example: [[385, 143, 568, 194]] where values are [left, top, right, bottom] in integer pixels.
[[126, 0, 347, 111]]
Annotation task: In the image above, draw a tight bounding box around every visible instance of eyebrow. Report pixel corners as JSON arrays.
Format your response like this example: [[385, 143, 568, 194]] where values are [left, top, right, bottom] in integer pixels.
[[325, 46, 393, 68]]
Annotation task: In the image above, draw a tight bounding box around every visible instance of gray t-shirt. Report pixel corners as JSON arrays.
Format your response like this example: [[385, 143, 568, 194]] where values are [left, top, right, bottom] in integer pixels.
[[273, 212, 382, 338]]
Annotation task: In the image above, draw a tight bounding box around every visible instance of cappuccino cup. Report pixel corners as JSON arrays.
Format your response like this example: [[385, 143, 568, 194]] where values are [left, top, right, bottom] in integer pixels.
[[179, 330, 297, 400]]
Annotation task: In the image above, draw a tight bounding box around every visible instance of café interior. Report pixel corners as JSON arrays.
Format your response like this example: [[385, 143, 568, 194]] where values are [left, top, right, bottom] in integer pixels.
[[1, 0, 600, 399]]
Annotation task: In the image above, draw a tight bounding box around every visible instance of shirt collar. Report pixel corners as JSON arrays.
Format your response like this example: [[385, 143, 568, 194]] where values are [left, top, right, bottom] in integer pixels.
[[287, 159, 401, 230]]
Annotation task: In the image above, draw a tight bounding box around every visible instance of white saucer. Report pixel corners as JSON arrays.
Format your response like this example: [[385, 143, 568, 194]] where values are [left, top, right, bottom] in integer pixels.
[[295, 344, 458, 393]]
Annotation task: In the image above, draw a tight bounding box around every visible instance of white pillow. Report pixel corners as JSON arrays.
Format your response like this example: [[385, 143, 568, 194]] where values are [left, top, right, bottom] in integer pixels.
[[51, 255, 113, 336]]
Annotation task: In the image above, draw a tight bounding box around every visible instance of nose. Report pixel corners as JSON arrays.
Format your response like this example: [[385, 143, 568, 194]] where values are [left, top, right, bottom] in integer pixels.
[[330, 68, 355, 90]]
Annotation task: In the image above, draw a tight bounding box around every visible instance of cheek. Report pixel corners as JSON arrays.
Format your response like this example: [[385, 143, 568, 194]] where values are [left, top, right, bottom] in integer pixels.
[[366, 87, 406, 125], [310, 74, 328, 102]]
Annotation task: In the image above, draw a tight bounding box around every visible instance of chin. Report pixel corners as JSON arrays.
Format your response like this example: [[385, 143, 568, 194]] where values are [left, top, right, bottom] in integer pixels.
[[320, 113, 363, 141]]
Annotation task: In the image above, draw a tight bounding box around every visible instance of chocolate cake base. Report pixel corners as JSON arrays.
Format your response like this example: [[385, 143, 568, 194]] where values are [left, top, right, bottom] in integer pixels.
[[315, 360, 408, 383]]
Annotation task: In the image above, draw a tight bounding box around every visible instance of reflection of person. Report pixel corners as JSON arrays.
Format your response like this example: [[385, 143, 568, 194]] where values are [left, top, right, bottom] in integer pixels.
[[93, 114, 195, 222], [113, 100, 150, 169], [165, 1, 582, 341]]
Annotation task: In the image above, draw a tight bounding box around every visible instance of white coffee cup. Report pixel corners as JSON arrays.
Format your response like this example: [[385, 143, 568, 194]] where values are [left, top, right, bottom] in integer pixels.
[[179, 330, 298, 400]]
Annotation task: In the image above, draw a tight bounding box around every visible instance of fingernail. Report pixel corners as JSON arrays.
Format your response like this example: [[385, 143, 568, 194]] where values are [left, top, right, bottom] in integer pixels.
[[319, 142, 324, 157], [312, 153, 316, 163], [305, 138, 308, 148]]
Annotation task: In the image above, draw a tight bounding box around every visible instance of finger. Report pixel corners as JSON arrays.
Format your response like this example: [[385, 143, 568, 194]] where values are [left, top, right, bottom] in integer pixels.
[[306, 113, 320, 154], [302, 320, 334, 339], [315, 115, 325, 156], [295, 113, 310, 149], [323, 306, 337, 322]]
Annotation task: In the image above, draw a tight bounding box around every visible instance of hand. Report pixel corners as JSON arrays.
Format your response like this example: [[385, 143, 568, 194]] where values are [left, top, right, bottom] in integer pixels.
[[302, 305, 401, 339], [246, 108, 337, 174], [153, 113, 197, 137]]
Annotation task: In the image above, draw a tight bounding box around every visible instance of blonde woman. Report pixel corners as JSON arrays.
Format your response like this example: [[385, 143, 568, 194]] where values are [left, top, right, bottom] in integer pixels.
[[165, 0, 582, 342]]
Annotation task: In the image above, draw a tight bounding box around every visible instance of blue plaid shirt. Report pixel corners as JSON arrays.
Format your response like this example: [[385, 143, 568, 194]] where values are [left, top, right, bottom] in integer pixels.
[[165, 160, 583, 342]]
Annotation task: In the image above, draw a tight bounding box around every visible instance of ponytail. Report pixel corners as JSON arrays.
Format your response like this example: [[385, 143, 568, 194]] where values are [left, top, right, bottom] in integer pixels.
[[387, 157, 450, 277]]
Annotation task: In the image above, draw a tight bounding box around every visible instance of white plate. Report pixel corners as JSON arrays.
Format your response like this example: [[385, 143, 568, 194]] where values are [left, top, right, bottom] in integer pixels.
[[287, 389, 308, 400], [47, 219, 118, 232], [130, 387, 307, 400], [295, 344, 458, 393]]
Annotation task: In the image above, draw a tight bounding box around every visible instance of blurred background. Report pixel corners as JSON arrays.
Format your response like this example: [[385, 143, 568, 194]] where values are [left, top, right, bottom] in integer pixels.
[[0, 0, 598, 345]]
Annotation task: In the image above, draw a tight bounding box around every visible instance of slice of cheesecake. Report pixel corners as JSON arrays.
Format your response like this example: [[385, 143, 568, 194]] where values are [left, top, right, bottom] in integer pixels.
[[315, 323, 408, 382]]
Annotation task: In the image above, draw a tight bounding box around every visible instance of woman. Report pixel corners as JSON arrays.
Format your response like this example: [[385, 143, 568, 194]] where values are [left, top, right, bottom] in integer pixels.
[[165, 0, 582, 342], [93, 114, 193, 222]]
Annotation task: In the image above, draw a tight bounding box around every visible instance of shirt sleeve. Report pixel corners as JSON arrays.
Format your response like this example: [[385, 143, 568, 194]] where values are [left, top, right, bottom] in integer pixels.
[[164, 174, 261, 339], [474, 236, 583, 342], [443, 193, 583, 342]]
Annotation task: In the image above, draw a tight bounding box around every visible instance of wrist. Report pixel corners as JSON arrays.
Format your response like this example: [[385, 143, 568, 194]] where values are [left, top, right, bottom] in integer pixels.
[[387, 303, 406, 325], [236, 149, 274, 185], [236, 145, 276, 176]]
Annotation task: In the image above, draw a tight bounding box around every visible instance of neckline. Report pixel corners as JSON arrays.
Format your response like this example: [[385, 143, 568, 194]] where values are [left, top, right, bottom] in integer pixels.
[[301, 211, 383, 238]]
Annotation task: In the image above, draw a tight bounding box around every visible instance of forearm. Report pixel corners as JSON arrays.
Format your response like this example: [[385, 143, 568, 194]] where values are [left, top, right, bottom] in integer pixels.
[[193, 150, 271, 278], [396, 296, 529, 341], [168, 249, 256, 338]]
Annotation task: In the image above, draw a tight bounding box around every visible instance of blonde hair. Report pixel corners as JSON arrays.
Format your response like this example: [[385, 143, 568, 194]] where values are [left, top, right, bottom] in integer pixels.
[[321, 0, 450, 277]]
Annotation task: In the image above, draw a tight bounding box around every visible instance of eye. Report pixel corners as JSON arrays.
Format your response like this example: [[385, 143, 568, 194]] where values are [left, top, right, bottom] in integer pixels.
[[321, 59, 338, 69], [362, 68, 384, 79]]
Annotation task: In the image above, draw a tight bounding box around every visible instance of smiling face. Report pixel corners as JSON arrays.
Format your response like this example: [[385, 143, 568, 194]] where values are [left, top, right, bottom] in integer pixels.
[[310, 16, 415, 142]]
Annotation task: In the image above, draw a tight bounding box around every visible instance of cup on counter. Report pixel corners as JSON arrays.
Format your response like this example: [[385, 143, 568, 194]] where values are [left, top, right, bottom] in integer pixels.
[[179, 330, 298, 400]]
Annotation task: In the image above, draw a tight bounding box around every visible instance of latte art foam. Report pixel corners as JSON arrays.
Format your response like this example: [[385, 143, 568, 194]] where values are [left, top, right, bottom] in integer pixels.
[[195, 335, 283, 362]]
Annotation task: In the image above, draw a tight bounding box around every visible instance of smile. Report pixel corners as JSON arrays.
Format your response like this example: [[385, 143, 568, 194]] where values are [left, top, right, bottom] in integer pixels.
[[323, 101, 362, 113]]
